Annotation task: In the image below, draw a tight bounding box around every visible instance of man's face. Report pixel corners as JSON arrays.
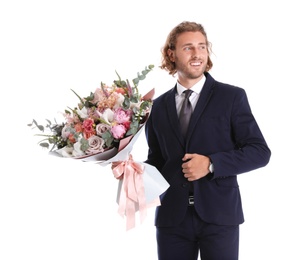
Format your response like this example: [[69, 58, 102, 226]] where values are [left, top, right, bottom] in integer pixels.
[[168, 31, 209, 86]]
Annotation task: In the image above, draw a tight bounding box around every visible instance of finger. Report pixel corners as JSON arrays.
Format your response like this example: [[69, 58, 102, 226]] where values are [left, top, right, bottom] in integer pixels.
[[182, 153, 194, 161]]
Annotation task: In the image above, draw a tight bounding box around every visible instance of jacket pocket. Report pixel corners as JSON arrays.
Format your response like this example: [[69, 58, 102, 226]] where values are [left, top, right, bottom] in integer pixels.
[[214, 176, 239, 188]]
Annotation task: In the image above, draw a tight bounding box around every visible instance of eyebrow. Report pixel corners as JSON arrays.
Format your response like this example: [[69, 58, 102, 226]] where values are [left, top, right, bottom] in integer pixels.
[[181, 42, 207, 47]]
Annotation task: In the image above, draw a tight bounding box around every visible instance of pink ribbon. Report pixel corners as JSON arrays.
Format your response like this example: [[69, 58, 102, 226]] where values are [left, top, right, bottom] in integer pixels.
[[112, 154, 147, 230]]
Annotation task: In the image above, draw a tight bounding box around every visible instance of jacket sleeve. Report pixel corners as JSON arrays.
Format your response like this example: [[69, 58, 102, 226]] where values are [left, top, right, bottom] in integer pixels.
[[209, 88, 271, 178], [144, 111, 166, 171]]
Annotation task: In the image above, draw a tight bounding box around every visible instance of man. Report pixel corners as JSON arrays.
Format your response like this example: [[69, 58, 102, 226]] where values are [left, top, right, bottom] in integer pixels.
[[144, 21, 271, 260]]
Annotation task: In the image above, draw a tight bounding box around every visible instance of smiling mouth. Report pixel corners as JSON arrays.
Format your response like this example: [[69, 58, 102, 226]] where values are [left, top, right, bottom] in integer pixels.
[[190, 62, 201, 66]]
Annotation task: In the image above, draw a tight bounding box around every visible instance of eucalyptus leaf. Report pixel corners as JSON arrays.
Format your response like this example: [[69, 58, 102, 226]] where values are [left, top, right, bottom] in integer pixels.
[[39, 142, 49, 148]]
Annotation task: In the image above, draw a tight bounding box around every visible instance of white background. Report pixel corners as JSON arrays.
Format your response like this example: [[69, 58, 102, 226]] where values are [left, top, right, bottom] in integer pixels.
[[1, 0, 301, 259]]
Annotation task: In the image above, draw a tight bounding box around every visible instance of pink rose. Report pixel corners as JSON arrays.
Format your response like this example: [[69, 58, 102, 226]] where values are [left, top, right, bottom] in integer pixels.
[[114, 108, 132, 124], [111, 124, 127, 139], [95, 123, 111, 136], [86, 135, 105, 154]]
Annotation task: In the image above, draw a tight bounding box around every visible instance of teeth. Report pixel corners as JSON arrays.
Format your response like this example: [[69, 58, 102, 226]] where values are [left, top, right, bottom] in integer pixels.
[[191, 62, 200, 66]]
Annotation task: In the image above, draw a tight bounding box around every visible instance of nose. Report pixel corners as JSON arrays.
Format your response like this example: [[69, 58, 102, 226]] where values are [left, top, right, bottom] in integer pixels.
[[192, 51, 199, 59], [191, 48, 200, 58]]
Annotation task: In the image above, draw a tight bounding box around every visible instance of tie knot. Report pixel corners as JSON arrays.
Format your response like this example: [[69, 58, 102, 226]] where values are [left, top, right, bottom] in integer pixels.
[[183, 89, 193, 99]]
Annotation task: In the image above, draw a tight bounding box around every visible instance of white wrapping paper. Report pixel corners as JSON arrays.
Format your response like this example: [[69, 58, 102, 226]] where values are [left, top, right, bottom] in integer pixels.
[[82, 126, 170, 210], [50, 125, 170, 230]]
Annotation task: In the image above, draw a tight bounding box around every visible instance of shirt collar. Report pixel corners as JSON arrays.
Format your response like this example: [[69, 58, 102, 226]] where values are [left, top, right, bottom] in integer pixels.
[[176, 75, 206, 96]]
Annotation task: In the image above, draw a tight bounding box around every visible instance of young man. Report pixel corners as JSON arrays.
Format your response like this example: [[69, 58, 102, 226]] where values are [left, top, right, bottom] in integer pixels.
[[144, 21, 271, 260]]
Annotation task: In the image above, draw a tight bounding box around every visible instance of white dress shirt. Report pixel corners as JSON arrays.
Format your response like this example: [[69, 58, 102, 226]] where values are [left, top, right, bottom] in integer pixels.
[[175, 75, 206, 116]]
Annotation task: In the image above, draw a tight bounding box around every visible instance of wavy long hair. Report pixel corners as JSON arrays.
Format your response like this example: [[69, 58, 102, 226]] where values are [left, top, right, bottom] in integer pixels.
[[160, 21, 213, 76]]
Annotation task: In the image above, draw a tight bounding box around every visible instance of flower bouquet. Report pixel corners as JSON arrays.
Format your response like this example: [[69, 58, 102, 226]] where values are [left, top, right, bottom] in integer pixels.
[[28, 65, 169, 230]]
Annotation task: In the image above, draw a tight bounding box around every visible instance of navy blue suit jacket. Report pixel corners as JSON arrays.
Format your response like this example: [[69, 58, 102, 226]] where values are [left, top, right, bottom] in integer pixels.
[[145, 72, 271, 227]]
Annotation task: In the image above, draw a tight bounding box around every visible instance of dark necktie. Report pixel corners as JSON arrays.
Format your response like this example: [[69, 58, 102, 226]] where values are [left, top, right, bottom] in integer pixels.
[[179, 89, 193, 136]]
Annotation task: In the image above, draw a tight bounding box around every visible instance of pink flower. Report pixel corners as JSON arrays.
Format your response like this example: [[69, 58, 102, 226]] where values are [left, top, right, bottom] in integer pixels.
[[95, 123, 111, 136], [114, 108, 132, 124], [86, 135, 105, 154], [64, 113, 76, 124], [82, 118, 96, 139], [123, 121, 131, 130], [111, 124, 127, 139], [29, 65, 154, 161], [92, 88, 104, 103]]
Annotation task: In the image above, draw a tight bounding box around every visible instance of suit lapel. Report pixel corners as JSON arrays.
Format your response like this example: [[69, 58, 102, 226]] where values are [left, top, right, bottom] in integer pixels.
[[186, 73, 215, 142]]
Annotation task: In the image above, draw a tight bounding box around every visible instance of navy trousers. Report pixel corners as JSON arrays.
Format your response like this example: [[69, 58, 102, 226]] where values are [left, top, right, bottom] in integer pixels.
[[156, 206, 239, 260]]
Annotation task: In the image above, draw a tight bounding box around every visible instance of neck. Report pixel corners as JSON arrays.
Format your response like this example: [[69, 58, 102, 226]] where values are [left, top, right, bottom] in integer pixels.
[[177, 75, 204, 88]]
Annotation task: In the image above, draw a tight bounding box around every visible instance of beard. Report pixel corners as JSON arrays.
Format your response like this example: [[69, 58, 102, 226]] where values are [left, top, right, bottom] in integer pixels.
[[175, 56, 207, 80]]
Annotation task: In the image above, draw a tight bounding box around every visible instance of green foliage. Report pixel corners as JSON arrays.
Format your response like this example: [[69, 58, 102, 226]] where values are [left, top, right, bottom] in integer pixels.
[[140, 100, 152, 110], [102, 131, 114, 147], [132, 65, 154, 86], [27, 119, 44, 131], [114, 64, 154, 99], [27, 119, 67, 151], [126, 120, 140, 136], [70, 89, 96, 109], [80, 138, 89, 152]]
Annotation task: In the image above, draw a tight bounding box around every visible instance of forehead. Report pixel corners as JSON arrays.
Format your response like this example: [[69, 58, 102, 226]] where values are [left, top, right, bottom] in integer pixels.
[[176, 31, 206, 46]]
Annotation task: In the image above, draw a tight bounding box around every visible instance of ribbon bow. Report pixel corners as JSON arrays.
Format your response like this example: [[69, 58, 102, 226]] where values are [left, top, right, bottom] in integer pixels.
[[112, 154, 147, 230]]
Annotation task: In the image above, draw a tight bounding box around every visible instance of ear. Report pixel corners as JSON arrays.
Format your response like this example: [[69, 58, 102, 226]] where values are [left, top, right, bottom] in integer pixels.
[[167, 49, 175, 62]]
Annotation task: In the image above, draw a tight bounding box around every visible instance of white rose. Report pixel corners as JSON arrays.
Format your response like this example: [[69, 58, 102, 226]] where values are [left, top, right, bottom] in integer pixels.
[[97, 108, 114, 124], [113, 93, 125, 109], [129, 101, 141, 110], [77, 106, 89, 119]]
